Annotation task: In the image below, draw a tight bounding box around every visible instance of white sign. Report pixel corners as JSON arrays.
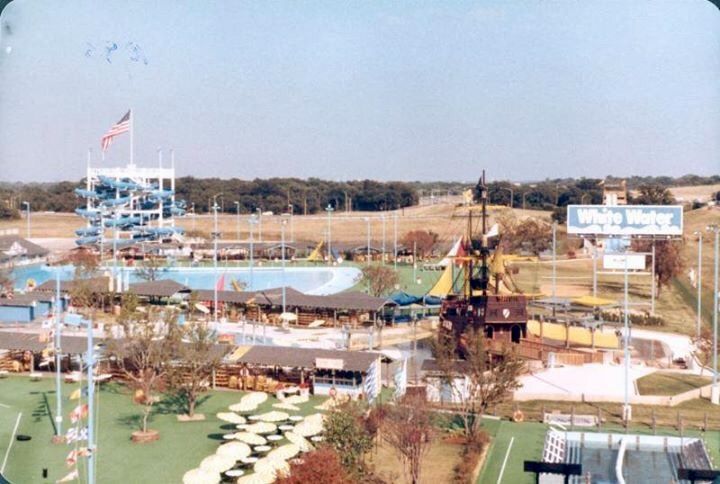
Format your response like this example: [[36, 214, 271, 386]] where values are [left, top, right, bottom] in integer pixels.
[[567, 205, 683, 236], [603, 254, 646, 270], [315, 358, 344, 370]]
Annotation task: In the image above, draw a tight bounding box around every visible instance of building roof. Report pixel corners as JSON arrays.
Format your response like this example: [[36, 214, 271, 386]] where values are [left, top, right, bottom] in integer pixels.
[[0, 235, 49, 262], [421, 358, 471, 374], [0, 293, 55, 307], [34, 277, 112, 295], [193, 287, 394, 312], [0, 331, 97, 354], [127, 279, 191, 298], [227, 345, 380, 372]]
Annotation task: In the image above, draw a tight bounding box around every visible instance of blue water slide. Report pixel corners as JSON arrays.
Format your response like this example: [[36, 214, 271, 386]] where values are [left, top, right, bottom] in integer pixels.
[[104, 215, 142, 228], [75, 226, 101, 237], [75, 207, 101, 218], [74, 188, 100, 198], [101, 196, 131, 207], [75, 235, 100, 246]]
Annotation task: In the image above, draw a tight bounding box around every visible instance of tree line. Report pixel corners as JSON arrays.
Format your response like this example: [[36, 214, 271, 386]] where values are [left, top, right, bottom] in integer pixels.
[[0, 178, 419, 218]]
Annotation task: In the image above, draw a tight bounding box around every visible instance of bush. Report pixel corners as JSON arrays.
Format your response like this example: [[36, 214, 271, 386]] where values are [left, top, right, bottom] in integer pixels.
[[601, 310, 665, 327], [452, 432, 490, 484]]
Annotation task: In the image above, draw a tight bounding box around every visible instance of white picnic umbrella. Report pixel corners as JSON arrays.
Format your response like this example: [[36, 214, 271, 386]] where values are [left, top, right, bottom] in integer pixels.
[[243, 392, 268, 405], [217, 412, 246, 424], [284, 432, 314, 453], [254, 457, 290, 476], [279, 312, 297, 321], [194, 303, 210, 314], [199, 454, 235, 473], [283, 395, 309, 405], [182, 468, 220, 484], [216, 441, 251, 461], [236, 471, 276, 484], [256, 411, 289, 423], [229, 402, 258, 413], [267, 443, 300, 461], [233, 432, 267, 446], [272, 402, 300, 412], [245, 422, 277, 435]]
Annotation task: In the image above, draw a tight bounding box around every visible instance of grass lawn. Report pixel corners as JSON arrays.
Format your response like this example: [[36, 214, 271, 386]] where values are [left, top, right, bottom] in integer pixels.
[[477, 417, 720, 484], [0, 375, 328, 484], [636, 372, 711, 396]]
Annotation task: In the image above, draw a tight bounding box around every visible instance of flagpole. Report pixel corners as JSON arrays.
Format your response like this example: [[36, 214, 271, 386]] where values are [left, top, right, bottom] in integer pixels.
[[54, 268, 63, 440], [129, 109, 134, 167], [87, 318, 96, 484]]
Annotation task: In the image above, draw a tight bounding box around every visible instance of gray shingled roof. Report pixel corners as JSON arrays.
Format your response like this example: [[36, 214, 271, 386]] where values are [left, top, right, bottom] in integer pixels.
[[229, 345, 380, 372], [34, 277, 111, 294], [0, 235, 49, 262], [0, 293, 55, 307], [127, 279, 190, 297]]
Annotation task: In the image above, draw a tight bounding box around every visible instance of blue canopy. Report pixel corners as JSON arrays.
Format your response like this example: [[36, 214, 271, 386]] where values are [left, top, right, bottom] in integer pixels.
[[389, 291, 422, 306]]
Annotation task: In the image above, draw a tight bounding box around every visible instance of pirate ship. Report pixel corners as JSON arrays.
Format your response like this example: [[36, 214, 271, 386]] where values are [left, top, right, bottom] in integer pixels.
[[439, 171, 529, 350]]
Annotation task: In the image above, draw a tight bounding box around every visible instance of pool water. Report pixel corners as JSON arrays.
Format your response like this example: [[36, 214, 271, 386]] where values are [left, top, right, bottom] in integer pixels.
[[12, 264, 361, 295]]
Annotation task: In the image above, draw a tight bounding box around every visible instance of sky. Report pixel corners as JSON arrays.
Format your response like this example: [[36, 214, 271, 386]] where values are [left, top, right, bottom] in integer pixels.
[[0, 0, 718, 183]]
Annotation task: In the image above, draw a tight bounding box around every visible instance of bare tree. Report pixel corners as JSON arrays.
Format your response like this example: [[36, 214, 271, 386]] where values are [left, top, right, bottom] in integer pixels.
[[362, 264, 399, 297], [382, 394, 435, 484], [135, 256, 166, 282], [168, 321, 219, 418], [108, 293, 180, 436], [432, 328, 524, 443], [400, 230, 438, 259], [0, 265, 14, 297]]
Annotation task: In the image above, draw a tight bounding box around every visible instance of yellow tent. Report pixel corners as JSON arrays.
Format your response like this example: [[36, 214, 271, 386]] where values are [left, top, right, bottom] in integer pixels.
[[306, 241, 324, 262], [572, 295, 617, 307], [427, 264, 455, 297]]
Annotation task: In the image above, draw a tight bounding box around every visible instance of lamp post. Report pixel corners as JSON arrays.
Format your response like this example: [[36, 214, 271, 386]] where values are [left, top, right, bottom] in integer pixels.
[[708, 224, 720, 405], [288, 204, 294, 242], [191, 203, 196, 232], [213, 201, 219, 322], [694, 231, 703, 339], [53, 269, 63, 440], [21, 201, 30, 238], [234, 201, 241, 242], [623, 246, 632, 423], [326, 204, 334, 265], [364, 217, 371, 266], [393, 213, 398, 271], [281, 216, 288, 315], [552, 221, 557, 317], [256, 208, 262, 242], [381, 214, 386, 265], [248, 215, 257, 290], [499, 187, 513, 208]]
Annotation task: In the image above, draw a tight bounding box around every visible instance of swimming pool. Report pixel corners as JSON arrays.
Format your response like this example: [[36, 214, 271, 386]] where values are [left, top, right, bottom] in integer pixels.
[[12, 264, 362, 295]]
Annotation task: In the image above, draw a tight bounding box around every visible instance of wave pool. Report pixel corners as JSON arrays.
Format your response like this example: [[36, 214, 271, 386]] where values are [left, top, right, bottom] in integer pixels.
[[12, 264, 362, 295]]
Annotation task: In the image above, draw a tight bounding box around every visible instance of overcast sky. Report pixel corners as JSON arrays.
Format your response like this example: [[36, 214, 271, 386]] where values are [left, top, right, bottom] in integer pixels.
[[0, 1, 718, 183]]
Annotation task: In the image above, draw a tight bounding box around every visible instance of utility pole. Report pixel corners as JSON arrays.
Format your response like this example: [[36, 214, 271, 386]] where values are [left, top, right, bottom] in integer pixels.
[[234, 201, 241, 242], [248, 215, 257, 289], [382, 214, 386, 265], [695, 231, 703, 338], [281, 217, 287, 315], [22, 201, 30, 238], [651, 241, 656, 315], [393, 213, 398, 271], [552, 221, 557, 317], [213, 200, 219, 321], [709, 224, 719, 405], [256, 208, 262, 242], [623, 247, 632, 423], [365, 217, 371, 266], [326, 204, 334, 265]]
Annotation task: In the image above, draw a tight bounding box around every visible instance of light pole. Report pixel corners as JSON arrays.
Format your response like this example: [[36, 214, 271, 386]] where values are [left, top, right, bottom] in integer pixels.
[[694, 231, 703, 339], [552, 221, 557, 317], [288, 204, 294, 242], [708, 224, 719, 405], [326, 204, 334, 265], [393, 213, 398, 271], [623, 246, 632, 423], [256, 208, 262, 242], [281, 216, 288, 315], [234, 201, 241, 242], [364, 217, 371, 265], [248, 215, 258, 289], [212, 193, 222, 322], [21, 201, 30, 238], [191, 202, 196, 232], [499, 187, 513, 208], [381, 214, 386, 265]]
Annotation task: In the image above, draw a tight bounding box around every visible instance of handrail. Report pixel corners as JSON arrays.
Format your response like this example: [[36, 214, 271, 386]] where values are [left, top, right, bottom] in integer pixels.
[[615, 438, 627, 484]]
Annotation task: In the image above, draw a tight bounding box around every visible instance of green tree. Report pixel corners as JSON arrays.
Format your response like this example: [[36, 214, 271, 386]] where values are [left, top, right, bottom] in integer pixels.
[[324, 401, 374, 478], [632, 184, 676, 205]]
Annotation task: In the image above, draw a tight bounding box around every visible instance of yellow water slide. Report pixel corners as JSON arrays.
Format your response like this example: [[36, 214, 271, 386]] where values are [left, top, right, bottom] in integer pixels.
[[527, 320, 619, 349]]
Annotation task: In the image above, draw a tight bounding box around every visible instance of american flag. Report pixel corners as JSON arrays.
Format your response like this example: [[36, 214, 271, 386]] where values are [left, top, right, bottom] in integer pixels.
[[101, 110, 131, 151]]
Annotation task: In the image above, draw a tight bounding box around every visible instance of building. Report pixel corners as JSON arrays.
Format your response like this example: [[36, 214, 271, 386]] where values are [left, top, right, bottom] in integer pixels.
[[600, 178, 628, 206], [0, 230, 49, 268]]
